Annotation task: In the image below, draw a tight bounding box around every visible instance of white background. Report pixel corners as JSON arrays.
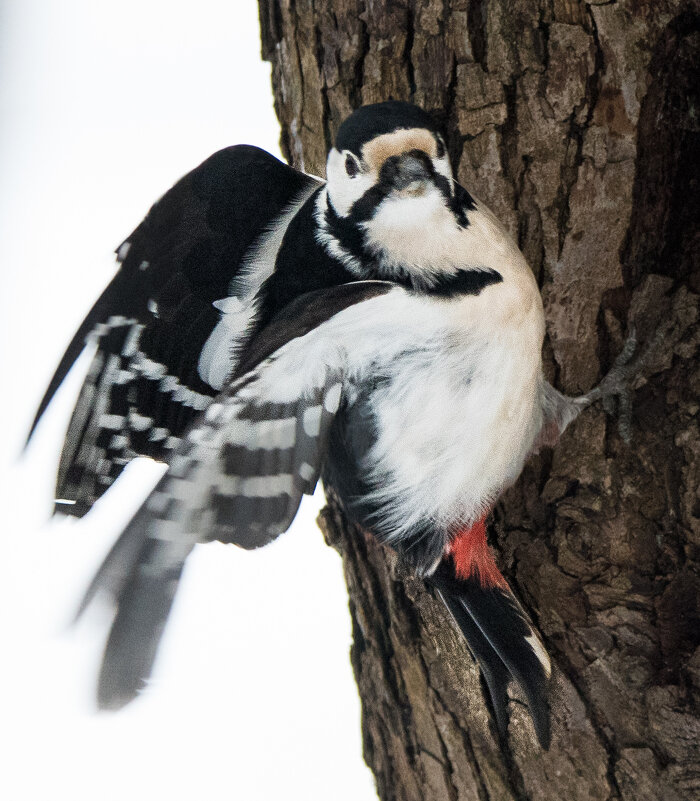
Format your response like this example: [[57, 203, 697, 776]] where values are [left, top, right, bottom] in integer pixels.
[[0, 3, 377, 799]]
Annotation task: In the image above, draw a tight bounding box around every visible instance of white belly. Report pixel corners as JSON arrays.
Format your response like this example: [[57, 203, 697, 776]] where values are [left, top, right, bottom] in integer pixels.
[[249, 280, 545, 542], [360, 331, 543, 539]]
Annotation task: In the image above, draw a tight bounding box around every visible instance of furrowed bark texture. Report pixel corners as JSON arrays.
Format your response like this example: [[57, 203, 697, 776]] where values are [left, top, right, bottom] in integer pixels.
[[258, 2, 700, 799]]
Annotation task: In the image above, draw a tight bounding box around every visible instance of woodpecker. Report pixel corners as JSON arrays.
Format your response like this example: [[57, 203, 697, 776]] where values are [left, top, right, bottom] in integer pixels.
[[29, 100, 636, 748]]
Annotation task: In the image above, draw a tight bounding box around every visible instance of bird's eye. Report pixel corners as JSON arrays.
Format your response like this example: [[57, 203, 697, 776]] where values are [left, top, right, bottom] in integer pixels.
[[345, 153, 360, 178], [435, 136, 446, 159]]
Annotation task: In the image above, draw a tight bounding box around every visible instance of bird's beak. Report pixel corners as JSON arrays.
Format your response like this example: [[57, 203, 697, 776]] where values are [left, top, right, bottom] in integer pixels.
[[379, 151, 433, 196]]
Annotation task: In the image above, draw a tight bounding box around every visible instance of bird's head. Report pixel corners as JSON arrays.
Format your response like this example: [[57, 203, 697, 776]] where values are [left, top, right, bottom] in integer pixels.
[[322, 101, 469, 283], [326, 100, 452, 215]]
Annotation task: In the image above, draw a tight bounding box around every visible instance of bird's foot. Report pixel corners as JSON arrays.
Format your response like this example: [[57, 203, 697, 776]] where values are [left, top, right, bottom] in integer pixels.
[[572, 327, 646, 443]]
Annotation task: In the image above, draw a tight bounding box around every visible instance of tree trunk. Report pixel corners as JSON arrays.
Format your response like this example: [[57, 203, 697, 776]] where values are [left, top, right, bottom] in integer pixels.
[[257, 2, 700, 798]]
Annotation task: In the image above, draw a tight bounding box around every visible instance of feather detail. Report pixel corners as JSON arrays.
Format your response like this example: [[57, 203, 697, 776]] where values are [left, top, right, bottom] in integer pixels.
[[447, 517, 508, 589], [430, 557, 552, 748], [30, 145, 320, 516]]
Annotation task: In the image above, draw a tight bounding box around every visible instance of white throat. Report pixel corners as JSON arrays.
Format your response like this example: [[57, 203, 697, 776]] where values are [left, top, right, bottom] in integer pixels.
[[361, 188, 463, 276]]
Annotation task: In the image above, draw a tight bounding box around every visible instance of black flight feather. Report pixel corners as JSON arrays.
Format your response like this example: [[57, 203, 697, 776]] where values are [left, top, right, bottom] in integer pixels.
[[78, 281, 392, 709], [29, 146, 319, 516]]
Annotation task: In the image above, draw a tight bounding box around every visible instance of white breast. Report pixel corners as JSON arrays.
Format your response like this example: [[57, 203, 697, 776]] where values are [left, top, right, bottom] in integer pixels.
[[245, 277, 545, 541], [358, 285, 545, 541]]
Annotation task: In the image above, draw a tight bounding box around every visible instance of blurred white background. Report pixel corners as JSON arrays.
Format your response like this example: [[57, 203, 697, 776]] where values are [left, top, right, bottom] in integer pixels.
[[0, 2, 377, 799]]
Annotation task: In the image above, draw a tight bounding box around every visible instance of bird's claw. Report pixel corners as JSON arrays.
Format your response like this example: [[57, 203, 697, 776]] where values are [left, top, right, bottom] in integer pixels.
[[575, 326, 640, 443]]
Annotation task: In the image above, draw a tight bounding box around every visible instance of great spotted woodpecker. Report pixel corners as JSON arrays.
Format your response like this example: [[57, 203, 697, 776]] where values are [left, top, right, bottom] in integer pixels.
[[29, 101, 636, 748]]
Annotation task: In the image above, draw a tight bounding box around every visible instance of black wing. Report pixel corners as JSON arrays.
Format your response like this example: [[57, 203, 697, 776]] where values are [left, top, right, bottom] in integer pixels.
[[77, 280, 393, 709], [29, 145, 320, 516]]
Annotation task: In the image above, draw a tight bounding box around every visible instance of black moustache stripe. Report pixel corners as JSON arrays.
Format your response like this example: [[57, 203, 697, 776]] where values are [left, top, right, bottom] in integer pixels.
[[348, 181, 394, 224], [428, 267, 502, 296], [348, 152, 475, 227], [325, 200, 371, 267], [324, 197, 501, 298], [325, 149, 478, 281]]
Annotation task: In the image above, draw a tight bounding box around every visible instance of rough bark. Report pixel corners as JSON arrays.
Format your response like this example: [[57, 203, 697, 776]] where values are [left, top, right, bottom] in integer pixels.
[[257, 2, 700, 799]]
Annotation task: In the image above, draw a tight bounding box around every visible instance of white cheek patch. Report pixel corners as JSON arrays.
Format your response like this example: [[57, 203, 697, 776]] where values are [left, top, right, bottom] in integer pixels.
[[433, 155, 453, 186], [325, 148, 376, 217]]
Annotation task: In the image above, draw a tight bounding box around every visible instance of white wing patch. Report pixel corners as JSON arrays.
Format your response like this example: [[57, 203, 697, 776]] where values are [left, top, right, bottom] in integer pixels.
[[302, 405, 323, 436], [198, 183, 319, 390]]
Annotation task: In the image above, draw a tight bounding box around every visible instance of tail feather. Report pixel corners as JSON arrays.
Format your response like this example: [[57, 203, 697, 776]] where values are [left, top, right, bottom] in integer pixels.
[[431, 561, 552, 749], [436, 588, 510, 740]]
